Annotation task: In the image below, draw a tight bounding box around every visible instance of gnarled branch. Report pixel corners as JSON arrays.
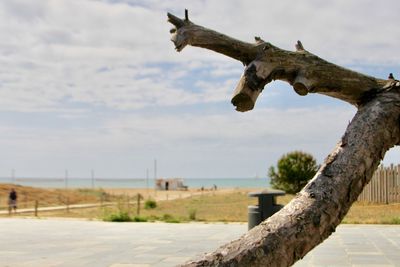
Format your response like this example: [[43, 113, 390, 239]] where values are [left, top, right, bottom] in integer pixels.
[[168, 10, 389, 111], [168, 11, 263, 65], [182, 86, 400, 266], [167, 10, 400, 267]]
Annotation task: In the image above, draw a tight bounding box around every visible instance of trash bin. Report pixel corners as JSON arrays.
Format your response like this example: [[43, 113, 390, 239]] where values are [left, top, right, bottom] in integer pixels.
[[248, 189, 285, 230], [247, 205, 261, 230]]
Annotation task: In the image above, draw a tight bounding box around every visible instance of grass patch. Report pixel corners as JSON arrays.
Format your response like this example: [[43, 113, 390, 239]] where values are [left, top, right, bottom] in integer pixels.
[[4, 184, 400, 225], [162, 214, 180, 223], [342, 202, 400, 224], [137, 190, 260, 222]]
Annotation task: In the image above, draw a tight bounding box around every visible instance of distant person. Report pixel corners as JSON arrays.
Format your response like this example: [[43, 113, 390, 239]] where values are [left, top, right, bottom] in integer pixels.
[[8, 188, 18, 215], [213, 184, 217, 191]]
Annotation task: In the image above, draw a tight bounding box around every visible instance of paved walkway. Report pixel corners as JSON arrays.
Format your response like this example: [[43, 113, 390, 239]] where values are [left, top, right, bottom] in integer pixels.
[[0, 218, 398, 267]]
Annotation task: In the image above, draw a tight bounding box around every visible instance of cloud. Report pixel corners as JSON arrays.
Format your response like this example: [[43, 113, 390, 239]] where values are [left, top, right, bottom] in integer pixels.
[[1, 0, 399, 113], [0, 0, 398, 177], [190, 0, 400, 65]]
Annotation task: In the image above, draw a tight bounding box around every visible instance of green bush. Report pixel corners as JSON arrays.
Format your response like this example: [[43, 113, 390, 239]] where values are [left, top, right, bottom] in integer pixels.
[[105, 211, 132, 222], [103, 212, 149, 223], [133, 216, 148, 222], [144, 199, 157, 209], [268, 151, 318, 194]]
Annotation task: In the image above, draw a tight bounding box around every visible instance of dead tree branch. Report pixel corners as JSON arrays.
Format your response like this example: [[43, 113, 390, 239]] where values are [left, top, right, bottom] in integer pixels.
[[168, 11, 389, 111], [167, 10, 400, 267], [184, 88, 400, 266]]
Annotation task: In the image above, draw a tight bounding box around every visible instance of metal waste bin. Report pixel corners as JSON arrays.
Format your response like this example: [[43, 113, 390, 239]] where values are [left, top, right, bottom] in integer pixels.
[[248, 189, 285, 230], [247, 205, 261, 229]]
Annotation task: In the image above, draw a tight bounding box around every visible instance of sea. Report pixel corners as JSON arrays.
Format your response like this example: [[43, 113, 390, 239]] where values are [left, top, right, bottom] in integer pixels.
[[0, 177, 270, 189]]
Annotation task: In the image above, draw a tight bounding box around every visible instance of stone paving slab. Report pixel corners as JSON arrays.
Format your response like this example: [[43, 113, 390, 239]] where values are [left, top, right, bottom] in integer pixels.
[[0, 218, 399, 266]]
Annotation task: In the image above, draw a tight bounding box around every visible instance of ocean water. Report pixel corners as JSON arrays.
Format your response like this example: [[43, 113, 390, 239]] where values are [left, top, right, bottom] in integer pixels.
[[0, 177, 270, 189]]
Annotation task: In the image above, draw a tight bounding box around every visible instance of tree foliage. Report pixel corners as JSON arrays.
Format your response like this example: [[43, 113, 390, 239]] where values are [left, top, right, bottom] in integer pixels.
[[268, 151, 318, 194]]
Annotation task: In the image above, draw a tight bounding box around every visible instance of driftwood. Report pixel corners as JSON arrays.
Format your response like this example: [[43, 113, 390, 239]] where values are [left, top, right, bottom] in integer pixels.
[[168, 10, 400, 267]]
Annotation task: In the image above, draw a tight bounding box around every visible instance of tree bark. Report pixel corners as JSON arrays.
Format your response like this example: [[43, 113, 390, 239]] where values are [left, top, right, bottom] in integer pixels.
[[168, 10, 400, 267]]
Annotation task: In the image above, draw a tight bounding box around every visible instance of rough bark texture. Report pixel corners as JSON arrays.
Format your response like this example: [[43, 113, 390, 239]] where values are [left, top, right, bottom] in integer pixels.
[[168, 11, 400, 267], [183, 90, 400, 267]]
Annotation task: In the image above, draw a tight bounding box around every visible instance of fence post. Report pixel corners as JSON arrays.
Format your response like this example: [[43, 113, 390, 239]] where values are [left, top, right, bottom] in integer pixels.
[[395, 165, 400, 203], [136, 193, 142, 216], [381, 168, 384, 204], [126, 194, 130, 216], [35, 200, 38, 217], [375, 169, 379, 202], [369, 170, 373, 202], [385, 165, 390, 204]]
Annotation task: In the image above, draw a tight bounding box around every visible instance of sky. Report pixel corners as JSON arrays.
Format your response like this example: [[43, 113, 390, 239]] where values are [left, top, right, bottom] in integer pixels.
[[0, 0, 399, 179]]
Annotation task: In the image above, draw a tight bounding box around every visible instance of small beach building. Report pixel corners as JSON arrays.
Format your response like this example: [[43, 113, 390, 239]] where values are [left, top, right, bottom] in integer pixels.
[[155, 178, 188, 191]]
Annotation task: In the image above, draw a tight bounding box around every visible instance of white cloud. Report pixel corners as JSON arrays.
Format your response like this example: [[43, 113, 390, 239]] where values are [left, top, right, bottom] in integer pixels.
[[190, 0, 400, 65], [1, 0, 399, 113], [0, 0, 398, 177]]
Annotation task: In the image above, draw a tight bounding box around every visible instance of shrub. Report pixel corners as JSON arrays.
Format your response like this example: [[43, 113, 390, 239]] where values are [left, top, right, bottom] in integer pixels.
[[268, 151, 318, 194], [105, 211, 132, 222], [103, 212, 149, 223], [133, 216, 148, 222], [144, 199, 157, 209]]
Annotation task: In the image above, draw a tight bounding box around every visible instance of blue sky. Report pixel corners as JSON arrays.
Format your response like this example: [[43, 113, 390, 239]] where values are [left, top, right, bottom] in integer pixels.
[[0, 0, 399, 179]]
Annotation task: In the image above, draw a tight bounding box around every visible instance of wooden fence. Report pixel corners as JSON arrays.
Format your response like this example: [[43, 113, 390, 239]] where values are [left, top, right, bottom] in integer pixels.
[[358, 164, 400, 203]]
